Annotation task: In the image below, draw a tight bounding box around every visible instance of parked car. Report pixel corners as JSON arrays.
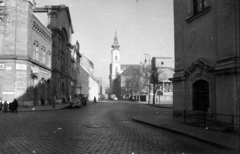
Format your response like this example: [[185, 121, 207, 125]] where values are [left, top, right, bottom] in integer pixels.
[[67, 96, 82, 108], [79, 94, 88, 106]]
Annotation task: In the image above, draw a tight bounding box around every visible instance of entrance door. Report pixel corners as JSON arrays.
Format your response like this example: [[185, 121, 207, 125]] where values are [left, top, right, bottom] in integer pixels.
[[193, 80, 209, 112]]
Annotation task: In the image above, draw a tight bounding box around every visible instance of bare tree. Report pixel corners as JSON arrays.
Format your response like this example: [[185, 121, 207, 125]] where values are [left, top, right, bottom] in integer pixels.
[[150, 68, 164, 104], [123, 66, 148, 102], [30, 71, 38, 105]]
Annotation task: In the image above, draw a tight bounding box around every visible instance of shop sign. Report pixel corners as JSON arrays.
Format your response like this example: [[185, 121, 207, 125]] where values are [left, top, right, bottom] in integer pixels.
[[16, 64, 27, 70], [0, 64, 4, 69], [32, 67, 39, 73], [2, 92, 15, 94], [5, 66, 12, 70]]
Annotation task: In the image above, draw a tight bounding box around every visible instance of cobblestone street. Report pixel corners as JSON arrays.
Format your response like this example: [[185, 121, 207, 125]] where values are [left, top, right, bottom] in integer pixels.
[[0, 101, 233, 154]]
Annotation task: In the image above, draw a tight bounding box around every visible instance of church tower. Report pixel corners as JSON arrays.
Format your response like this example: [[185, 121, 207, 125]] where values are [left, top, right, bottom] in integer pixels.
[[109, 30, 121, 94]]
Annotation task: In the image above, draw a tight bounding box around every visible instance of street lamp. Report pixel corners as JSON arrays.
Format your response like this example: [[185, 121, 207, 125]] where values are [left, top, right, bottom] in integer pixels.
[[80, 83, 82, 94], [144, 53, 151, 104]]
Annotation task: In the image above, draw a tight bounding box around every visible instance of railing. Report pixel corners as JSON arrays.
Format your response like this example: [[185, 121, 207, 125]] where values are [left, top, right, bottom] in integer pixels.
[[183, 110, 239, 131]]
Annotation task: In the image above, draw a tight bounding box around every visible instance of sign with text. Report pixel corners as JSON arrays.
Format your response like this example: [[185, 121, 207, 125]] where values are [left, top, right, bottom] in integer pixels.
[[0, 64, 4, 69], [16, 64, 27, 70]]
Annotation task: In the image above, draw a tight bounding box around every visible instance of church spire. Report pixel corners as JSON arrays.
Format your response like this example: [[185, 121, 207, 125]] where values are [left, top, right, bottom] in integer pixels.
[[112, 30, 120, 49]]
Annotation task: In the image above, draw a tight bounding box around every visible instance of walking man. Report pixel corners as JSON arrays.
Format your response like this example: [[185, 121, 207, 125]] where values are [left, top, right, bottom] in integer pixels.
[[12, 99, 18, 113], [3, 101, 8, 113]]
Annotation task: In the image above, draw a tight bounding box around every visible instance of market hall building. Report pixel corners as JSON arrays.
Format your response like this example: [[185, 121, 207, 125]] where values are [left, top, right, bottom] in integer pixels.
[[0, 0, 79, 105]]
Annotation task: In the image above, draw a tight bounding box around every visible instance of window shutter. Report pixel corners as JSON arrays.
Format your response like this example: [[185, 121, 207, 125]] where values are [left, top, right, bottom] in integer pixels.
[[186, 0, 194, 18]]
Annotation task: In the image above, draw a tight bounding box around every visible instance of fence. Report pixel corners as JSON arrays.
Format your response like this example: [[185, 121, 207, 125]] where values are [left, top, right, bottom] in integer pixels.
[[183, 110, 239, 131]]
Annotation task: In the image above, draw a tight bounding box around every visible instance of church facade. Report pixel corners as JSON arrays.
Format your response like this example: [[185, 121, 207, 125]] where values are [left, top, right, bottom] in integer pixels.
[[172, 0, 239, 128], [109, 31, 121, 96]]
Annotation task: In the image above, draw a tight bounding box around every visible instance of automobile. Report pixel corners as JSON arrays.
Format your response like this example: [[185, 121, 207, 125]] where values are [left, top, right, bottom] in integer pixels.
[[113, 96, 118, 101], [78, 94, 88, 106], [67, 97, 82, 108]]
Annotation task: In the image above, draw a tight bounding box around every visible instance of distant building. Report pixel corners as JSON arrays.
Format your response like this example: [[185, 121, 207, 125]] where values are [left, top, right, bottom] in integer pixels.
[[113, 64, 149, 101], [151, 57, 174, 97], [172, 0, 239, 128], [109, 30, 121, 95], [79, 54, 99, 101]]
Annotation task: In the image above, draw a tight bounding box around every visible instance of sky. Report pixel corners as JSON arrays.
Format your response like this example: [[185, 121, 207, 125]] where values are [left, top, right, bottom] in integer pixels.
[[35, 0, 174, 86]]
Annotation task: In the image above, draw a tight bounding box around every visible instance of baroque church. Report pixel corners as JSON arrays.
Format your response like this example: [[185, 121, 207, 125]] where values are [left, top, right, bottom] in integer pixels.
[[109, 31, 121, 96], [109, 31, 149, 100]]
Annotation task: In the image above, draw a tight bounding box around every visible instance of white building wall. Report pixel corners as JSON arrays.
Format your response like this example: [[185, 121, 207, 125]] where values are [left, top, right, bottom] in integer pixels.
[[79, 66, 99, 101]]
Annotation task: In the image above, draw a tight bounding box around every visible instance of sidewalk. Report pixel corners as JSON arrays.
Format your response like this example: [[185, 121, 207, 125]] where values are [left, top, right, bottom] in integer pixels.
[[147, 104, 173, 108], [132, 115, 239, 151], [18, 103, 67, 112]]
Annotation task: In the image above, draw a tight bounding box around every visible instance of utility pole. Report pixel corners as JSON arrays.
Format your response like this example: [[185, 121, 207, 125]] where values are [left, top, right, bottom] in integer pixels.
[[144, 53, 151, 104]]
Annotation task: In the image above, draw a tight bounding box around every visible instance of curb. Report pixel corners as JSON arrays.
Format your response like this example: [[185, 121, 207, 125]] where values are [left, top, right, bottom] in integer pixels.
[[132, 117, 237, 151], [17, 106, 67, 112], [146, 104, 173, 109]]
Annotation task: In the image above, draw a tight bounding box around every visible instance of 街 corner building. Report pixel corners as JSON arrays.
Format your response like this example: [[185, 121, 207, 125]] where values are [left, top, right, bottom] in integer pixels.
[[0, 0, 80, 105], [171, 0, 240, 130]]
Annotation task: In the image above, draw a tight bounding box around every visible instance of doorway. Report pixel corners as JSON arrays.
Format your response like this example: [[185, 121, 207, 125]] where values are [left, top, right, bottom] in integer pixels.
[[192, 80, 209, 112]]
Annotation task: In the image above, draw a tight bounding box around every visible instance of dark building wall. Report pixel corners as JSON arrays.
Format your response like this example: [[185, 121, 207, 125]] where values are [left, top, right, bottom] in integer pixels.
[[172, 0, 240, 125], [44, 5, 74, 99]]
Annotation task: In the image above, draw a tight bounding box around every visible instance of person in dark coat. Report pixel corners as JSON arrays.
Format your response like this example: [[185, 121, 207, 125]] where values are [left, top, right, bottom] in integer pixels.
[[0, 102, 3, 113], [40, 98, 45, 106], [12, 99, 18, 113], [94, 96, 97, 103], [53, 95, 56, 109], [3, 101, 8, 113], [9, 102, 14, 113]]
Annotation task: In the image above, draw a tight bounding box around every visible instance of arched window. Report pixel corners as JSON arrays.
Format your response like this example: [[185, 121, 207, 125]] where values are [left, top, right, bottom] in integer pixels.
[[115, 66, 118, 74], [40, 46, 45, 64], [33, 41, 39, 60], [46, 51, 51, 68], [42, 47, 46, 64], [115, 55, 118, 61], [48, 52, 51, 68]]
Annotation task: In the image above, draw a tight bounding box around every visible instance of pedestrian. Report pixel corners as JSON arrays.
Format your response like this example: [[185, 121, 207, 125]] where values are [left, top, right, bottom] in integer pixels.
[[53, 95, 56, 109], [9, 102, 14, 113], [3, 101, 8, 113], [12, 99, 18, 113], [48, 96, 52, 105], [94, 96, 97, 103], [0, 102, 3, 113], [62, 97, 66, 104], [40, 98, 45, 106]]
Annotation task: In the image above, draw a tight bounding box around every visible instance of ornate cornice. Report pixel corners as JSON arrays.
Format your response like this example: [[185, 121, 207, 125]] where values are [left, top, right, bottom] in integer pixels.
[[32, 20, 52, 44], [186, 59, 214, 75]]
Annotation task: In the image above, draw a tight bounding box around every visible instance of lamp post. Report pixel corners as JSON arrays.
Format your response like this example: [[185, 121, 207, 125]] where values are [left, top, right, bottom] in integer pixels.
[[80, 83, 82, 94], [144, 53, 151, 104]]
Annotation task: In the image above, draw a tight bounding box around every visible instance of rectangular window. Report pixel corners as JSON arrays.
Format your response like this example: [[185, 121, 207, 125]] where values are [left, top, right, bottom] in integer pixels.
[[194, 0, 209, 15]]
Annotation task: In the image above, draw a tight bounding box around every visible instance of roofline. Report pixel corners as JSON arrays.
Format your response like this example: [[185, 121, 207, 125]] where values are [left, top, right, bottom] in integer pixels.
[[152, 57, 172, 59], [33, 5, 74, 34]]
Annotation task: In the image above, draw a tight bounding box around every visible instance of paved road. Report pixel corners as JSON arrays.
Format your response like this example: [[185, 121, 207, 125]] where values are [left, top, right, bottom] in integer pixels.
[[0, 101, 233, 154]]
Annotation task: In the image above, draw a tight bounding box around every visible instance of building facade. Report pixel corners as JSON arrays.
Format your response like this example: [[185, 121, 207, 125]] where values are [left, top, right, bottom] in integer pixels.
[[172, 0, 239, 128], [151, 57, 174, 99], [34, 5, 75, 101], [0, 0, 52, 105], [0, 0, 78, 105], [109, 30, 121, 95], [79, 54, 99, 101]]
